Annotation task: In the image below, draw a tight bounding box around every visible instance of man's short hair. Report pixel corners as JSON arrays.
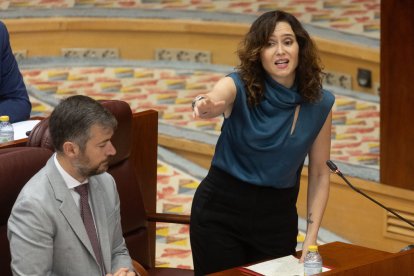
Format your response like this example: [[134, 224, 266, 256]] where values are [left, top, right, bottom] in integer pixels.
[[49, 95, 117, 152]]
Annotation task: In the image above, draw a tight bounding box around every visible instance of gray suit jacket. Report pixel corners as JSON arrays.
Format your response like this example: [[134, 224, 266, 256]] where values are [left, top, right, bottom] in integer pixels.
[[7, 157, 134, 275]]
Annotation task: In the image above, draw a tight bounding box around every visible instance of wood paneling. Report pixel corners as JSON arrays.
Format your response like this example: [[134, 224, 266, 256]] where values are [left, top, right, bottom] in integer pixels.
[[158, 134, 215, 169], [211, 242, 414, 275], [380, 1, 414, 189], [130, 109, 158, 267], [297, 167, 414, 252]]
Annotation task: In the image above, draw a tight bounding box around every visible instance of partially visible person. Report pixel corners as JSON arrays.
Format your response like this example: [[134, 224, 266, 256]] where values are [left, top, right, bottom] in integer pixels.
[[8, 95, 136, 276], [190, 10, 335, 275], [0, 21, 31, 123]]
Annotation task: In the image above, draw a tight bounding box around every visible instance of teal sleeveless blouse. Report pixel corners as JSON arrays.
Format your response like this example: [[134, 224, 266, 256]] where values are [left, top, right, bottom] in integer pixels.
[[211, 72, 335, 188]]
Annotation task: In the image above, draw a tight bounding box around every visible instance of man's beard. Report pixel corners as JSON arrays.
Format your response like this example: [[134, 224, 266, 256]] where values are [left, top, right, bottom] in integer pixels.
[[75, 157, 109, 178], [78, 163, 108, 177]]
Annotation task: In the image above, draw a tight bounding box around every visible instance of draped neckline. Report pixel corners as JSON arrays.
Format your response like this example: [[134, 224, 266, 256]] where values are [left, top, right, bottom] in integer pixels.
[[263, 73, 302, 109]]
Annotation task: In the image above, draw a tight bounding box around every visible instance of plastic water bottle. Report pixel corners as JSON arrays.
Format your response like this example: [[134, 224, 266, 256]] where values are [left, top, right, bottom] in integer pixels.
[[304, 245, 323, 275], [0, 115, 14, 143]]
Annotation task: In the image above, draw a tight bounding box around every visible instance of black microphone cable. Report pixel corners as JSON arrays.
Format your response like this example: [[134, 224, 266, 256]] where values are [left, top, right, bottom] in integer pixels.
[[326, 160, 414, 252], [326, 160, 414, 229]]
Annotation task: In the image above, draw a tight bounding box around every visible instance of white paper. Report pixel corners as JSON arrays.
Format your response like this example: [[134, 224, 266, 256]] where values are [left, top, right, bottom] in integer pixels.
[[244, 255, 330, 276], [11, 120, 41, 140]]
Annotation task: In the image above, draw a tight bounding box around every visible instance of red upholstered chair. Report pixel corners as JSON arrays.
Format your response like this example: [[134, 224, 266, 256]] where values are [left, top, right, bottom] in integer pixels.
[[0, 147, 53, 276], [26, 100, 192, 275]]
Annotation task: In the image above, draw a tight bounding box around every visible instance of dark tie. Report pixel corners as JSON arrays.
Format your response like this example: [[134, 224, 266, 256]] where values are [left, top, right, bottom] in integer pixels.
[[75, 184, 105, 274]]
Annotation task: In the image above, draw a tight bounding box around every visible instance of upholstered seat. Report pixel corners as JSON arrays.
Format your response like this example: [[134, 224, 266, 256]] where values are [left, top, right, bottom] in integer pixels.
[[0, 147, 53, 276]]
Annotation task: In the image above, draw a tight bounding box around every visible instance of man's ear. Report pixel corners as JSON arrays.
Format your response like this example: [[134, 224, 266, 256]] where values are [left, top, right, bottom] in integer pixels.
[[62, 141, 79, 158]]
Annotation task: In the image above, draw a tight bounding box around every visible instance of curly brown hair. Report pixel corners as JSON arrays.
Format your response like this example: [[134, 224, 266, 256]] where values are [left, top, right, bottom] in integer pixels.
[[236, 10, 324, 106]]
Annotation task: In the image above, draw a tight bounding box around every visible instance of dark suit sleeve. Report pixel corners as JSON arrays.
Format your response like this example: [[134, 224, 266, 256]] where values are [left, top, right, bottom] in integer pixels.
[[0, 21, 31, 123]]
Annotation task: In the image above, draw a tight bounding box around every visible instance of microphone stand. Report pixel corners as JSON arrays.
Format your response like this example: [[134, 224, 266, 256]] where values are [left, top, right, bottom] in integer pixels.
[[326, 160, 414, 252], [326, 160, 414, 229]]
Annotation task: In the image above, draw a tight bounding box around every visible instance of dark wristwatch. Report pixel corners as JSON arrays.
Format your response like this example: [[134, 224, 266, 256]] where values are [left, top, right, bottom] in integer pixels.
[[191, 96, 205, 110]]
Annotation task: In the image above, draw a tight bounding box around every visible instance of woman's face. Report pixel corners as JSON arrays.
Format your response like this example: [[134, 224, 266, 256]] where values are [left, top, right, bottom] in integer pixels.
[[260, 21, 299, 88]]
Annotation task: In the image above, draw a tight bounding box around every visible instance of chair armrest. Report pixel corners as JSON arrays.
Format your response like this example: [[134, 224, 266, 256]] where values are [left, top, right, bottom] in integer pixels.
[[132, 259, 148, 276], [147, 212, 190, 225]]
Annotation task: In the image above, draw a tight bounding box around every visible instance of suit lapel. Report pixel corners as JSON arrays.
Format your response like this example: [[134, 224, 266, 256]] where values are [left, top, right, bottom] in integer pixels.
[[89, 178, 110, 273], [45, 158, 99, 265]]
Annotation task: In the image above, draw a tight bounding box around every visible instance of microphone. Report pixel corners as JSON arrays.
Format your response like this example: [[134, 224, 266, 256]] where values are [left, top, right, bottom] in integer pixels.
[[326, 160, 414, 230]]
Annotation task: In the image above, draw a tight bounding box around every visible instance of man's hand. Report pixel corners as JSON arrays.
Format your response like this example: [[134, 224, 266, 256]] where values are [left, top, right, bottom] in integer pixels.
[[106, 267, 136, 276]]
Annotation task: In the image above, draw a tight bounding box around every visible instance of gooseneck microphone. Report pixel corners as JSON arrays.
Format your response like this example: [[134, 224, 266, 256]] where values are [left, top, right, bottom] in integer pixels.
[[326, 160, 414, 229]]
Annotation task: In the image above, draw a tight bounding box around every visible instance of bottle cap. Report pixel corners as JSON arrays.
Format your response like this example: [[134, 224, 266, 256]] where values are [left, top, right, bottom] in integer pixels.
[[297, 234, 305, 243], [0, 115, 10, 122], [308, 245, 318, 252]]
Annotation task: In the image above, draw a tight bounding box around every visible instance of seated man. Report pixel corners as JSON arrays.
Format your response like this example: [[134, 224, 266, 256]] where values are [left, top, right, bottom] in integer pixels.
[[0, 21, 31, 123], [8, 95, 136, 276]]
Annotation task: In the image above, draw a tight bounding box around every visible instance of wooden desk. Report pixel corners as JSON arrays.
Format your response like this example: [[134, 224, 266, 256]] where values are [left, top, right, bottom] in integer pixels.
[[0, 117, 44, 149], [0, 137, 28, 149], [209, 241, 414, 275]]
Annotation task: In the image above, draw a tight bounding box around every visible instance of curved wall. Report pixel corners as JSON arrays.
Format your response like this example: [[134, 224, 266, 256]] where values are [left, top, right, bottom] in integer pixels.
[[5, 17, 379, 94], [7, 16, 410, 254]]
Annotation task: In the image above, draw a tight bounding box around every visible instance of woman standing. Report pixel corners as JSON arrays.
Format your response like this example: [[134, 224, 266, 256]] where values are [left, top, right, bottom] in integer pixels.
[[190, 10, 334, 275]]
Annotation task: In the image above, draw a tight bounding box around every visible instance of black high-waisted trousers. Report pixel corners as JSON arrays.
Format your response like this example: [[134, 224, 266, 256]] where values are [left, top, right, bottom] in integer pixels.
[[190, 166, 299, 275]]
